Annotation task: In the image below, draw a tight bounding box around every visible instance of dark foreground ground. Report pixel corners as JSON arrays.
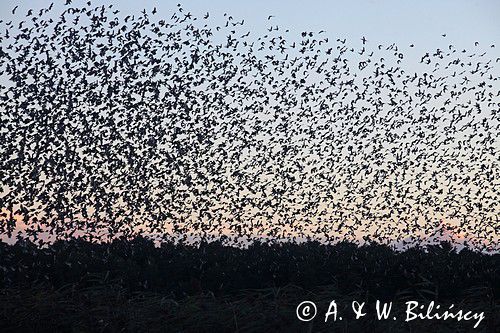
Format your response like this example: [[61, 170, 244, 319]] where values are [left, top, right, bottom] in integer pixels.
[[0, 238, 498, 332]]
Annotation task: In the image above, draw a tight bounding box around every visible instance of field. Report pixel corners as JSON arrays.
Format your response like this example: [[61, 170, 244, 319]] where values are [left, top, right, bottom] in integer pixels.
[[0, 238, 498, 332]]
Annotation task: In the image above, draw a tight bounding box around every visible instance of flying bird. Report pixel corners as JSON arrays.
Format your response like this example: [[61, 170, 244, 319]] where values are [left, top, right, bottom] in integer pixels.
[[0, 2, 497, 253]]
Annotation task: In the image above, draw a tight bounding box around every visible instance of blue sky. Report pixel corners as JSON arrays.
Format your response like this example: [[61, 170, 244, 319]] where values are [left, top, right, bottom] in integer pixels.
[[1, 0, 499, 50]]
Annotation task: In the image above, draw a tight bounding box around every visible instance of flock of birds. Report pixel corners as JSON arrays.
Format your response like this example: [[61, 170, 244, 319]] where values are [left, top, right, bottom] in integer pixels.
[[0, 1, 498, 251]]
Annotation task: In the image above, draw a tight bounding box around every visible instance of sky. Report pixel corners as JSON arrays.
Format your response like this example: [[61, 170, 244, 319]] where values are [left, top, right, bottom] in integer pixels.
[[1, 0, 499, 50], [0, 0, 498, 250], [1, 0, 498, 91]]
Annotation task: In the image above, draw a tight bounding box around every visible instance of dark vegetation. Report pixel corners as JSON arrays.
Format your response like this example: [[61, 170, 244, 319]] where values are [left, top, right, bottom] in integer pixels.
[[0, 238, 498, 332], [1, 238, 498, 298]]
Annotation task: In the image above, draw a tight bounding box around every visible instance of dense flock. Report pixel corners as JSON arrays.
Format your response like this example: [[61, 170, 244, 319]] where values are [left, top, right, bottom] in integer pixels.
[[0, 1, 499, 251]]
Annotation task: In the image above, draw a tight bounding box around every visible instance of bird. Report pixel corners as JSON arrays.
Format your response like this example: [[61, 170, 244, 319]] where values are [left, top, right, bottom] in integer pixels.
[[0, 1, 497, 255]]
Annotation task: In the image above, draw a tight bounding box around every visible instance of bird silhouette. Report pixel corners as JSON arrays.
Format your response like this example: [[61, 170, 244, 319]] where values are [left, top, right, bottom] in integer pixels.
[[0, 1, 498, 254]]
